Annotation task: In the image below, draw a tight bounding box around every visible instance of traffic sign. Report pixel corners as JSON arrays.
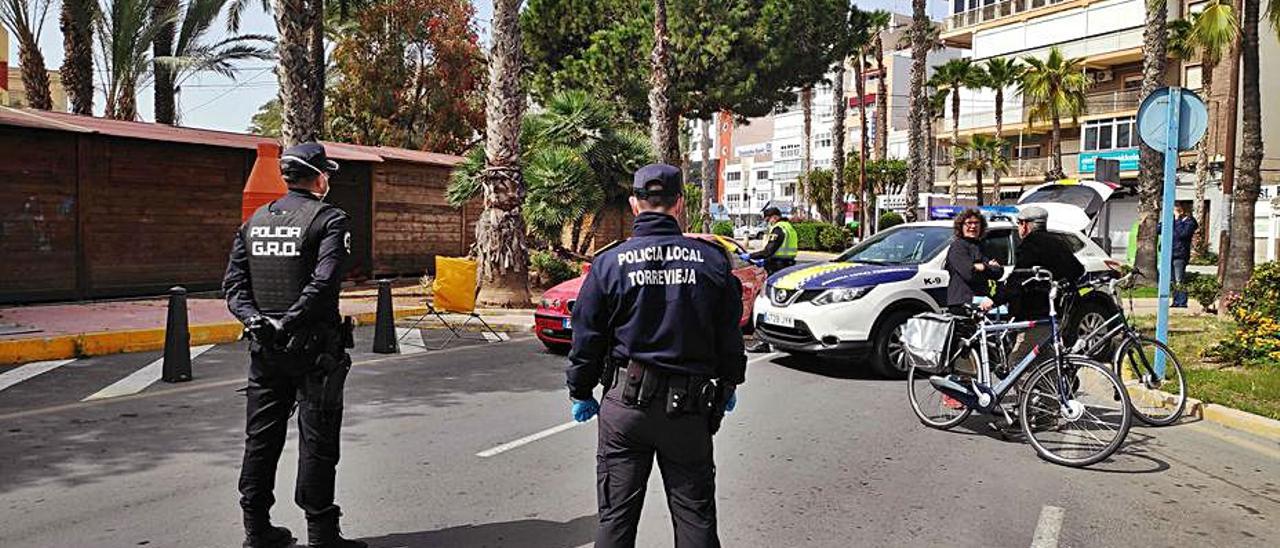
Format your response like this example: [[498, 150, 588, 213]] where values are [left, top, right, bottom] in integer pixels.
[[1137, 87, 1208, 151]]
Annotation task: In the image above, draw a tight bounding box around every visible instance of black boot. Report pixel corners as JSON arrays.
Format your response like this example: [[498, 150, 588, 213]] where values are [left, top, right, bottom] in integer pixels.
[[243, 515, 294, 548], [307, 515, 367, 548]]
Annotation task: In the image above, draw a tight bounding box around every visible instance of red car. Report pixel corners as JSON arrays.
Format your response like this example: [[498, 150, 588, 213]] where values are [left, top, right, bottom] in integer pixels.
[[534, 234, 768, 353]]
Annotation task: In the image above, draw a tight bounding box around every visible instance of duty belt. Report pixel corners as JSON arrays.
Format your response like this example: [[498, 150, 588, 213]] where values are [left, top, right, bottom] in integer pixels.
[[610, 360, 717, 417]]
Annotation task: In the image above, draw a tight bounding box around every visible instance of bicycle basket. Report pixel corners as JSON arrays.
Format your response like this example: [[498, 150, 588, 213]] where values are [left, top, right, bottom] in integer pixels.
[[901, 313, 955, 375]]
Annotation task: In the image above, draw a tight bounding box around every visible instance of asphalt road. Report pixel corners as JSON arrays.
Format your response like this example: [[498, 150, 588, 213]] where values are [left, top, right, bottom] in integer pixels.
[[0, 327, 1276, 547]]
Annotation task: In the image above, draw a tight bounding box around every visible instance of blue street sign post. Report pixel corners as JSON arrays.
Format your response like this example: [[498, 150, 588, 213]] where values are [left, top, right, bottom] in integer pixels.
[[1136, 87, 1208, 377]]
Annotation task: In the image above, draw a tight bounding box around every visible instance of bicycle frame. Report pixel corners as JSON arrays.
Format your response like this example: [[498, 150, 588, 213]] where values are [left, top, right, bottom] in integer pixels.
[[946, 276, 1072, 411]]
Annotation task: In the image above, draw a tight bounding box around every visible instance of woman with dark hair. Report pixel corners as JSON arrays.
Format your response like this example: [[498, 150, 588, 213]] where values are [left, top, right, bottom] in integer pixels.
[[945, 209, 1003, 310]]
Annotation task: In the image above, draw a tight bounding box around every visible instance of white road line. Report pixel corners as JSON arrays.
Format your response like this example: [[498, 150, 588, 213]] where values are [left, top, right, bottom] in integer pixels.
[[0, 359, 77, 392], [482, 331, 510, 342], [1030, 505, 1065, 548], [477, 419, 593, 458], [476, 352, 781, 459], [396, 328, 428, 354], [82, 345, 214, 401]]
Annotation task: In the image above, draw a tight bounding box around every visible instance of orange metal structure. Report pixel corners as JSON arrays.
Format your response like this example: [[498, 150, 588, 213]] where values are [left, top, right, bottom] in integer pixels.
[[242, 143, 287, 222]]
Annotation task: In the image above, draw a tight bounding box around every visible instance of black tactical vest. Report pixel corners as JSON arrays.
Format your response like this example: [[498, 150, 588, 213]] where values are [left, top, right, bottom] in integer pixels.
[[244, 198, 329, 314]]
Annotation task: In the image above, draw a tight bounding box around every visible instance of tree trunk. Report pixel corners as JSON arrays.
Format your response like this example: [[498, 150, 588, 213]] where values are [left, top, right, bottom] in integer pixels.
[[112, 74, 139, 120], [1049, 115, 1063, 179], [833, 58, 848, 226], [648, 0, 678, 165], [700, 118, 713, 228], [1192, 58, 1215, 258], [60, 0, 95, 115], [16, 38, 52, 111], [906, 0, 930, 221], [950, 92, 960, 202], [310, 0, 326, 135], [993, 88, 1004, 202], [1217, 34, 1240, 285], [153, 0, 179, 124], [1134, 0, 1168, 276], [875, 35, 888, 162], [1224, 0, 1262, 294], [800, 86, 813, 217], [856, 55, 869, 234], [474, 0, 530, 308], [975, 170, 984, 207], [274, 0, 324, 145]]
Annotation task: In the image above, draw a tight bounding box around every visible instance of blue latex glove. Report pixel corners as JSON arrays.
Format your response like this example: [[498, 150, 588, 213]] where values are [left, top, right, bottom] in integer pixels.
[[737, 252, 752, 262], [724, 392, 737, 413], [571, 398, 599, 422]]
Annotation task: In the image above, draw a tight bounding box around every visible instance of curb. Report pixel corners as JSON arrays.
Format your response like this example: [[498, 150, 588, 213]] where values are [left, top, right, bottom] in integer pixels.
[[1186, 398, 1280, 440], [0, 307, 531, 367]]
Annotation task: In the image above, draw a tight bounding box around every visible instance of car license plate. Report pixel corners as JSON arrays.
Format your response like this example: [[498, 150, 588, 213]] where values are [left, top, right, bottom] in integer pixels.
[[763, 312, 794, 328], [562, 317, 572, 329]]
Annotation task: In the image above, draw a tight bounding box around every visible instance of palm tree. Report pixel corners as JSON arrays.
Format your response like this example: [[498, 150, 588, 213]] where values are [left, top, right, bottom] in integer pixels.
[[925, 86, 948, 197], [151, 0, 178, 123], [272, 0, 324, 144], [1133, 0, 1170, 277], [869, 9, 892, 162], [951, 134, 1010, 206], [648, 0, 678, 165], [1, 0, 54, 110], [930, 58, 982, 201], [905, 0, 930, 221], [981, 57, 1024, 201], [97, 0, 174, 120], [832, 59, 846, 225], [153, 0, 275, 125], [450, 91, 654, 251], [60, 0, 95, 114], [474, 0, 530, 307], [1222, 0, 1265, 294], [798, 85, 812, 217], [1019, 47, 1088, 181], [1171, 2, 1237, 257]]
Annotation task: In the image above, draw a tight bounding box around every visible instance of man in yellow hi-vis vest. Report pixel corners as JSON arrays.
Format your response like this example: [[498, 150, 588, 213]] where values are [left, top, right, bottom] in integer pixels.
[[744, 207, 798, 353], [747, 207, 798, 275]]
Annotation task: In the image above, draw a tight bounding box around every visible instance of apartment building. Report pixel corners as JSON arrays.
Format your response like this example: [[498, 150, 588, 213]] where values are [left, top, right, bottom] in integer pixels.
[[0, 29, 67, 111]]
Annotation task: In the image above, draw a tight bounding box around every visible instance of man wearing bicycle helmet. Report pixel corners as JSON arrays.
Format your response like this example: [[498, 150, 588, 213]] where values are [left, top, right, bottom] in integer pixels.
[[981, 206, 1084, 359]]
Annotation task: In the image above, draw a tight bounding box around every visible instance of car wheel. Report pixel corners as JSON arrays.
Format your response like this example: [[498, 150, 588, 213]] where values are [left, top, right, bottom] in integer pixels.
[[872, 310, 915, 379], [1065, 299, 1114, 360], [542, 342, 571, 355]]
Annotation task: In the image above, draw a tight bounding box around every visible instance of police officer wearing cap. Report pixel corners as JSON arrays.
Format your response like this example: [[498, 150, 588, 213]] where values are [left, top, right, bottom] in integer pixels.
[[223, 142, 365, 548], [567, 163, 747, 548], [742, 206, 798, 352]]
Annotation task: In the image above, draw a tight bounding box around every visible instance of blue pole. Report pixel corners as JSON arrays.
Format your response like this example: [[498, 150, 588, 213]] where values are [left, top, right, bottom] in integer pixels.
[[1155, 88, 1182, 378]]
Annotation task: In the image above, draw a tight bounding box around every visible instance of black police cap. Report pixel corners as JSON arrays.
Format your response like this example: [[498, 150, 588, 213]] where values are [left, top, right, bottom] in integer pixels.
[[761, 206, 782, 218], [632, 163, 683, 198], [280, 142, 340, 177]]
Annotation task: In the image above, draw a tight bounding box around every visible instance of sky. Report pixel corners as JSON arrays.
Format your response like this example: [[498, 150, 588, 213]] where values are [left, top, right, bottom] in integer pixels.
[[15, 0, 939, 134]]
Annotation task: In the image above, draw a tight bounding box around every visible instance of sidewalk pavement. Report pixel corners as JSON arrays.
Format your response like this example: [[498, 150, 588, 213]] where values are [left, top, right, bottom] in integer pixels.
[[0, 284, 535, 366]]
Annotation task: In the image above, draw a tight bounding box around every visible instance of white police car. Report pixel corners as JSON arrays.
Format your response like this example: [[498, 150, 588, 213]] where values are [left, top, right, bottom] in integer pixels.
[[754, 194, 1122, 378]]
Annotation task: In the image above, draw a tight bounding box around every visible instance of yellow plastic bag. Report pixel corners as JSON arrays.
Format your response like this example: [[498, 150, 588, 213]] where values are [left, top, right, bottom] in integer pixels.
[[433, 257, 478, 313]]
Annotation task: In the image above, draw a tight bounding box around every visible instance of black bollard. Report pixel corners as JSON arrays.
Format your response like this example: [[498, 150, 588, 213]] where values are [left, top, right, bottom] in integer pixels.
[[372, 279, 399, 353], [162, 286, 193, 383]]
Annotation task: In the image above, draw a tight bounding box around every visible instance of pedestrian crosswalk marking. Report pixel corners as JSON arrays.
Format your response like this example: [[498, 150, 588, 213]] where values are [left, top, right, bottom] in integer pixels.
[[82, 345, 214, 401], [0, 359, 77, 393], [396, 328, 428, 354]]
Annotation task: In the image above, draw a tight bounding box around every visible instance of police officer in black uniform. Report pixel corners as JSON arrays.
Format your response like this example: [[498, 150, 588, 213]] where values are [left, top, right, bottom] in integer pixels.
[[567, 163, 747, 548], [223, 142, 365, 548]]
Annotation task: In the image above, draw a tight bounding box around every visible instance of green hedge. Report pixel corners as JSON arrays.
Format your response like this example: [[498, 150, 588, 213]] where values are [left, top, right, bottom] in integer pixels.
[[712, 220, 734, 237], [878, 211, 905, 230], [530, 250, 580, 286], [791, 221, 850, 252]]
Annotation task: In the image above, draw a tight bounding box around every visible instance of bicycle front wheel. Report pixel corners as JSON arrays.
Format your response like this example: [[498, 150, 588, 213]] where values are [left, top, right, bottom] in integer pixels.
[[907, 348, 976, 430], [1019, 358, 1132, 467], [1113, 336, 1187, 426]]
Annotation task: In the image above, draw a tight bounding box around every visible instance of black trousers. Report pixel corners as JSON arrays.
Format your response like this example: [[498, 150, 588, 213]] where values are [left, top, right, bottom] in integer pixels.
[[238, 347, 350, 525], [595, 378, 719, 548], [764, 258, 796, 276]]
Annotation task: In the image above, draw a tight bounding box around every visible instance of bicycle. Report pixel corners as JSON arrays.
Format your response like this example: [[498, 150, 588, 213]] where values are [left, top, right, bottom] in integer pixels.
[[906, 267, 1133, 467], [1070, 271, 1188, 426]]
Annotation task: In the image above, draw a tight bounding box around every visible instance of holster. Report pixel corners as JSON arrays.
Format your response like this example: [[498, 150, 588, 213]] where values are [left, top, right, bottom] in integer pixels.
[[617, 361, 713, 418], [708, 383, 735, 436]]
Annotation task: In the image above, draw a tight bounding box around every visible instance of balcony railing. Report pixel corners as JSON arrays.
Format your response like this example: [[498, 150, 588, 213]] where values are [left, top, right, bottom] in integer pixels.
[[1085, 90, 1141, 114], [945, 0, 1074, 32]]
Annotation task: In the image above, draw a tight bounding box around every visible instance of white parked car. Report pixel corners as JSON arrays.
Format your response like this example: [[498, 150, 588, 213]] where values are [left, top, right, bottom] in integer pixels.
[[753, 202, 1123, 378], [734, 224, 768, 241]]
